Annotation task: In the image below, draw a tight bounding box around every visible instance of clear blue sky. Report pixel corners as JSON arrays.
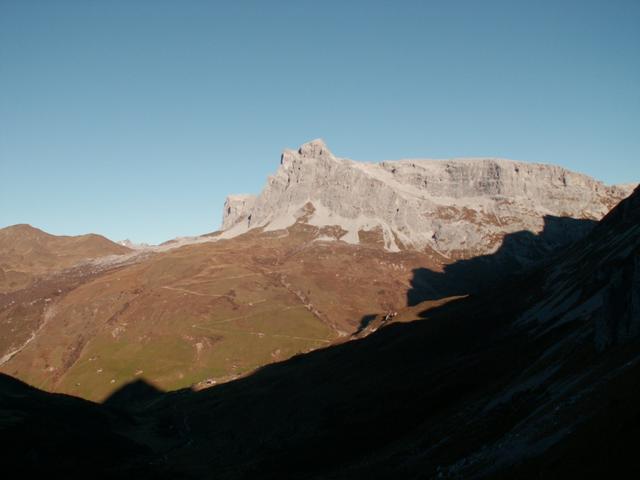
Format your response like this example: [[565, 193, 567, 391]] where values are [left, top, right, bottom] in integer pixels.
[[1, 0, 638, 244]]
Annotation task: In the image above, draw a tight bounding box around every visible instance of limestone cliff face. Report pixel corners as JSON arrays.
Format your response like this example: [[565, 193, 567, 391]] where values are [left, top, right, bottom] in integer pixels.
[[221, 139, 635, 257], [222, 195, 256, 230]]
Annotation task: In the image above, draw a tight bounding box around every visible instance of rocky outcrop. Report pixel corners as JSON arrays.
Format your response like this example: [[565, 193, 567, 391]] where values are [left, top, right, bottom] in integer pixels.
[[222, 194, 256, 230], [221, 139, 635, 257]]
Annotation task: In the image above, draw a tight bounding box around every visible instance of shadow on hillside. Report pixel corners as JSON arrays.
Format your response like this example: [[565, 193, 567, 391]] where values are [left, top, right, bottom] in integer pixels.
[[354, 314, 378, 335], [103, 378, 165, 409], [407, 215, 596, 306]]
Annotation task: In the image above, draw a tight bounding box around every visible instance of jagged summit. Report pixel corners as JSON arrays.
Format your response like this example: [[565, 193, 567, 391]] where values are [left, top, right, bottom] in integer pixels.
[[221, 140, 635, 257], [280, 138, 334, 167], [223, 140, 335, 230], [297, 138, 333, 159]]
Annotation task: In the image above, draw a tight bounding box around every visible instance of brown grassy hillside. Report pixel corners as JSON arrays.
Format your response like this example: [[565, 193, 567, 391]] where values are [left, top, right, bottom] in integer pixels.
[[0, 224, 130, 292]]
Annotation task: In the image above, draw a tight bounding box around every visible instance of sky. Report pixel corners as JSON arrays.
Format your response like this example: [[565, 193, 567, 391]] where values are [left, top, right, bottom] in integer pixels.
[[1, 0, 639, 244]]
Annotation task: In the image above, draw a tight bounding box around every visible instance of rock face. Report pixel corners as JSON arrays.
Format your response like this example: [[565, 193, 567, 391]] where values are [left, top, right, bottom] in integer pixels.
[[222, 195, 256, 230], [221, 139, 635, 257]]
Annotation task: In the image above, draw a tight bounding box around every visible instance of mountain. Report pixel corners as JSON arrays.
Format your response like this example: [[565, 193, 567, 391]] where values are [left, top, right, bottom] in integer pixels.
[[0, 183, 638, 479], [0, 224, 131, 292], [221, 139, 633, 258], [0, 143, 634, 402]]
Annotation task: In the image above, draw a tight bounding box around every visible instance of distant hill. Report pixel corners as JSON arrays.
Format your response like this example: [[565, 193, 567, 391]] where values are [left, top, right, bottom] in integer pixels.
[[0, 224, 130, 292]]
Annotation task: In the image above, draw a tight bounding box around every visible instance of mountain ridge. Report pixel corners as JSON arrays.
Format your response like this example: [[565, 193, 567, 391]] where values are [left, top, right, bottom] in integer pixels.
[[0, 223, 131, 292], [221, 139, 634, 257]]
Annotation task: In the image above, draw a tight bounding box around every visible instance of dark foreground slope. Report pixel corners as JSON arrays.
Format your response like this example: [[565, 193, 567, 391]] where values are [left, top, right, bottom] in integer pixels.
[[1, 187, 639, 479], [0, 373, 159, 478]]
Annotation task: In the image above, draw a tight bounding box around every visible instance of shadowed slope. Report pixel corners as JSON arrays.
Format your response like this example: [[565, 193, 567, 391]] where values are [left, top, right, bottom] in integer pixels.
[[408, 214, 597, 304], [0, 372, 159, 478], [146, 186, 640, 479]]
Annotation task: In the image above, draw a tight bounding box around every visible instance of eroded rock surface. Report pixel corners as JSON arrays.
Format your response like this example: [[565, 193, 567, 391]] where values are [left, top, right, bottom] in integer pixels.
[[221, 139, 634, 257]]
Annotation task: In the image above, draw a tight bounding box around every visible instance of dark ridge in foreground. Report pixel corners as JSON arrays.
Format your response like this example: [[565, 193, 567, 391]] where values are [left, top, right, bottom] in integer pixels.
[[1, 186, 639, 479]]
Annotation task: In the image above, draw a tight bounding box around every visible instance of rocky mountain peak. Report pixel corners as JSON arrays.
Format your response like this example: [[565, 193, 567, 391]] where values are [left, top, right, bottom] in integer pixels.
[[298, 138, 332, 159], [221, 140, 636, 257], [280, 138, 334, 167]]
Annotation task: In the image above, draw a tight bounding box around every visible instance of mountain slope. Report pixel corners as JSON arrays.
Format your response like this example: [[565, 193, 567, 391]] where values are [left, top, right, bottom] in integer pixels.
[[151, 186, 640, 479], [0, 223, 442, 400], [0, 372, 163, 479], [0, 212, 608, 401], [147, 186, 640, 479]]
